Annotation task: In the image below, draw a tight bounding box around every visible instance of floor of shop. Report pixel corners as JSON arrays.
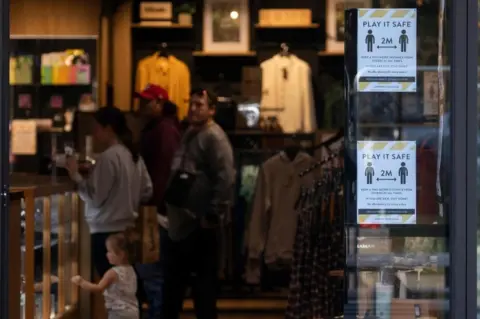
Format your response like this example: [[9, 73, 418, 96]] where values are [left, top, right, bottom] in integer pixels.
[[180, 314, 284, 318]]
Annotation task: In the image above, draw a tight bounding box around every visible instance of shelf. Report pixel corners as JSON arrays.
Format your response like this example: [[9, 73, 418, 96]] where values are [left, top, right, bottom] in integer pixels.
[[255, 23, 319, 29], [358, 122, 438, 128], [132, 23, 193, 29], [10, 83, 91, 87], [193, 51, 256, 57], [318, 50, 344, 56]]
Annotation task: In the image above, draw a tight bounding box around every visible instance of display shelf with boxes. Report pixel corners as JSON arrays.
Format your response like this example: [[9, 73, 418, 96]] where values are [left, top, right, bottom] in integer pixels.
[[9, 37, 96, 174]]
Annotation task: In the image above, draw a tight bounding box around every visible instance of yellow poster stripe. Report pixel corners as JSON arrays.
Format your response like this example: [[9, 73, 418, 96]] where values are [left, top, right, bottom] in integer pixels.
[[402, 215, 412, 222], [390, 142, 408, 150], [369, 10, 388, 18], [359, 141, 415, 151], [391, 9, 410, 18], [358, 82, 370, 91], [371, 142, 388, 150], [359, 9, 369, 17], [401, 83, 411, 90], [358, 215, 369, 223]]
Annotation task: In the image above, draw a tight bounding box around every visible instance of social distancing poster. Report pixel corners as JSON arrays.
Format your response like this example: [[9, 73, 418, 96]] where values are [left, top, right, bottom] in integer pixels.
[[357, 141, 417, 224], [357, 8, 417, 92]]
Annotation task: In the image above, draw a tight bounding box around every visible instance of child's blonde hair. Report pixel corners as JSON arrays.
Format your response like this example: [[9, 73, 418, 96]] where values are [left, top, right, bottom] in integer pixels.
[[106, 233, 134, 259]]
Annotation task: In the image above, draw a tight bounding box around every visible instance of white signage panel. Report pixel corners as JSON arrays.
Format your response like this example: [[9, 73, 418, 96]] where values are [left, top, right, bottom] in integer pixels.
[[357, 8, 417, 92], [357, 140, 416, 224]]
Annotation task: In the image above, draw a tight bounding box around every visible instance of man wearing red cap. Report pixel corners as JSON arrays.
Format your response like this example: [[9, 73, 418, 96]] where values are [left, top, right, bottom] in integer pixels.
[[135, 84, 169, 115], [136, 83, 181, 213], [135, 84, 181, 316]]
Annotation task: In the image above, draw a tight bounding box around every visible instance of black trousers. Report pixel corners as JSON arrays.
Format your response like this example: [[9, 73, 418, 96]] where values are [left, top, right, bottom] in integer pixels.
[[160, 227, 218, 319]]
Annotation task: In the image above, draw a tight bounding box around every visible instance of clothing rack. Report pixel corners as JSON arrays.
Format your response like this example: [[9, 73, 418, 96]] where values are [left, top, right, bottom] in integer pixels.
[[228, 131, 316, 155], [312, 129, 344, 151], [286, 153, 345, 319], [298, 152, 339, 177], [296, 130, 344, 177], [235, 148, 283, 154], [227, 131, 315, 139]]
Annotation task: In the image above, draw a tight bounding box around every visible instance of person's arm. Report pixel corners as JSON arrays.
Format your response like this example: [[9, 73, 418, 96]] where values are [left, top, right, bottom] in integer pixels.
[[204, 134, 235, 225], [72, 269, 117, 293], [138, 157, 153, 203], [71, 156, 116, 208]]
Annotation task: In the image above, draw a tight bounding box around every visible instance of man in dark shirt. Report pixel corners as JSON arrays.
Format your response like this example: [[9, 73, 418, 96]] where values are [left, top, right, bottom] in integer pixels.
[[135, 84, 181, 318], [136, 84, 181, 215]]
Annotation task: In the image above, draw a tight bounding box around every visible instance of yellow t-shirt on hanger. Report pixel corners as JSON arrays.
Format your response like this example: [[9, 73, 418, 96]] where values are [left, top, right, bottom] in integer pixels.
[[136, 54, 190, 120]]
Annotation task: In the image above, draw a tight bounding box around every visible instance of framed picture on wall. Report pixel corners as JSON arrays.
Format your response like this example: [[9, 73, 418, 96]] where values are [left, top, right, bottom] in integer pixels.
[[203, 0, 250, 53], [326, 0, 372, 53]]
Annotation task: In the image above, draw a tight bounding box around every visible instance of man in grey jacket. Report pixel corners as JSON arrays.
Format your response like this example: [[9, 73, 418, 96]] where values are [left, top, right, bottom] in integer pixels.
[[161, 89, 235, 319]]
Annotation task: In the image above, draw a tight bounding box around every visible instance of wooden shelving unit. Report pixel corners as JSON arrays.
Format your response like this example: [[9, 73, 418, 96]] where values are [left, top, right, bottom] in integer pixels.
[[131, 23, 193, 29], [192, 51, 257, 57], [255, 23, 319, 29]]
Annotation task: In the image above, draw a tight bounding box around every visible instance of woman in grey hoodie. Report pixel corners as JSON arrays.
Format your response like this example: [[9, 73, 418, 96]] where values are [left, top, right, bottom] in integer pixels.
[[66, 106, 152, 276]]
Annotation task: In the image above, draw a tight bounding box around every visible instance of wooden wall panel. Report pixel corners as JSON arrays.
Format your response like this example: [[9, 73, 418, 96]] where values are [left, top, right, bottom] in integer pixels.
[[112, 1, 132, 111], [99, 17, 109, 106], [10, 0, 100, 35]]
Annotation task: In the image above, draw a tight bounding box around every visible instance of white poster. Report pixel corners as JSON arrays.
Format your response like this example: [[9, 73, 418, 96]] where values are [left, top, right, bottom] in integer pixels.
[[357, 8, 417, 92], [357, 141, 416, 224], [423, 71, 439, 116], [11, 119, 37, 155]]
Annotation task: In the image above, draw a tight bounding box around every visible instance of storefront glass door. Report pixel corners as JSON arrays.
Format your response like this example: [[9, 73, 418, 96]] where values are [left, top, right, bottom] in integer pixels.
[[343, 0, 454, 317]]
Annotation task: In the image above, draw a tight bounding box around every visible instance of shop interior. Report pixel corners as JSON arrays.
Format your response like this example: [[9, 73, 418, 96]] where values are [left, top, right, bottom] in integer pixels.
[[7, 0, 448, 318]]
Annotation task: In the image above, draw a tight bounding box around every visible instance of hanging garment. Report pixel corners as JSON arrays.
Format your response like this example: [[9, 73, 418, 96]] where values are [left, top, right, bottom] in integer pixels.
[[136, 55, 191, 120], [260, 54, 317, 133], [286, 167, 345, 319], [245, 151, 316, 284]]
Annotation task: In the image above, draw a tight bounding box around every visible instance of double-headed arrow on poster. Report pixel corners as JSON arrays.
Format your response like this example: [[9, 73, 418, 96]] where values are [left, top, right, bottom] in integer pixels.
[[377, 177, 396, 181], [377, 45, 397, 49]]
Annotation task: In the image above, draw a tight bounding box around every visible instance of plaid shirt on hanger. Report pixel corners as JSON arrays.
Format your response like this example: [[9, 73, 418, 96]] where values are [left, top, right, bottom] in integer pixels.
[[286, 207, 309, 319]]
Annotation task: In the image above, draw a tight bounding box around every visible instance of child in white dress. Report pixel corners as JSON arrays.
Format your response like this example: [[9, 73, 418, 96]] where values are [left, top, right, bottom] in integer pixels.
[[72, 233, 139, 319]]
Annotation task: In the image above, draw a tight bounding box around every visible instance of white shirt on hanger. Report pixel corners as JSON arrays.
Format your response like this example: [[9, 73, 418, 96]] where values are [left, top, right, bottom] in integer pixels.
[[260, 54, 317, 133]]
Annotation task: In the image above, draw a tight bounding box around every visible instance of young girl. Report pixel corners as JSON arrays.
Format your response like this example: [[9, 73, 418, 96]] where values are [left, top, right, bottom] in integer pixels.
[[71, 233, 139, 319]]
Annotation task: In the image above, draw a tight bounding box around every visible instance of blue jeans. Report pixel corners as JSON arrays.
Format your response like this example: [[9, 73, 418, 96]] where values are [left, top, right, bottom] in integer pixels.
[[135, 226, 168, 318]]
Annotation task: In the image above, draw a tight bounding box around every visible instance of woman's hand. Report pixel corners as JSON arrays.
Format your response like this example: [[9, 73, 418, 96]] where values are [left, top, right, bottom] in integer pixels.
[[71, 275, 83, 286]]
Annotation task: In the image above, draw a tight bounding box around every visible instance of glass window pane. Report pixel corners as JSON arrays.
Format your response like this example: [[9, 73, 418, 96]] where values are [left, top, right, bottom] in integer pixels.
[[344, 1, 450, 318]]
